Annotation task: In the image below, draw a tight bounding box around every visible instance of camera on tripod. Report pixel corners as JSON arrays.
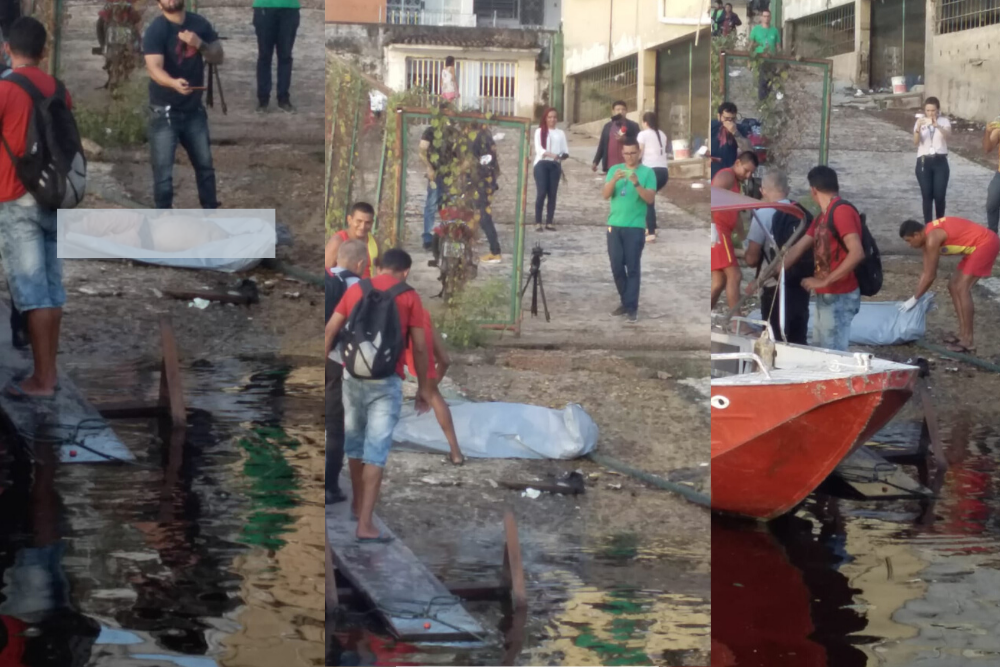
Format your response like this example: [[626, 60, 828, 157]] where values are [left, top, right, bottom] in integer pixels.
[[522, 243, 551, 321]]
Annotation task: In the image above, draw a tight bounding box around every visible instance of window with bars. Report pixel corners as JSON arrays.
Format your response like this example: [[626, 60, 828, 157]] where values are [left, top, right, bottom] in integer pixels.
[[572, 55, 638, 125], [936, 0, 1000, 34], [790, 3, 856, 58], [474, 0, 518, 19], [405, 57, 519, 116]]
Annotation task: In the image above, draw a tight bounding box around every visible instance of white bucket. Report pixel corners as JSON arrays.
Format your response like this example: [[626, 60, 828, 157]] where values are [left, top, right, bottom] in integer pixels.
[[892, 76, 907, 94], [672, 139, 691, 159]]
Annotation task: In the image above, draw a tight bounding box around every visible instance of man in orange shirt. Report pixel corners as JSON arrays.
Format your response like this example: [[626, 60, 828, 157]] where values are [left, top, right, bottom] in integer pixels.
[[711, 151, 757, 310], [899, 217, 1000, 353], [0, 18, 72, 399], [324, 249, 433, 543], [324, 201, 379, 278]]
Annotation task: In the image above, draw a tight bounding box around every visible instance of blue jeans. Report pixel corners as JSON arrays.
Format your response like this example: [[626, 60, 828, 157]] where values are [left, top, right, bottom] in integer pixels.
[[423, 177, 443, 245], [813, 289, 860, 352], [147, 105, 219, 209], [607, 225, 645, 313], [0, 195, 64, 312], [253, 7, 299, 105], [342, 374, 403, 468]]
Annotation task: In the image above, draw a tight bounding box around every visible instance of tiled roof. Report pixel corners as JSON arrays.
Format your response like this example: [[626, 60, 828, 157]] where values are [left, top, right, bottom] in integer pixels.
[[386, 27, 546, 50]]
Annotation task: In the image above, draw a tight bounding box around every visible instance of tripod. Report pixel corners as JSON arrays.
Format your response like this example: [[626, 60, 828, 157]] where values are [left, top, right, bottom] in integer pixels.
[[520, 246, 550, 322]]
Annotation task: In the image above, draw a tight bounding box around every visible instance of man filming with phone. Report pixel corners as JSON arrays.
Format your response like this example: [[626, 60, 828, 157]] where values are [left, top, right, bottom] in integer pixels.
[[143, 0, 223, 209]]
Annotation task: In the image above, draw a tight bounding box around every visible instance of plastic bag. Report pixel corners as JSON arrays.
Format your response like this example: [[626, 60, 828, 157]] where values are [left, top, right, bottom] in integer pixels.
[[393, 402, 599, 459]]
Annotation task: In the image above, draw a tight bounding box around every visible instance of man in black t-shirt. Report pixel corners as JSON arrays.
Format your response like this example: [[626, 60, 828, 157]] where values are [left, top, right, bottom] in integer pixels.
[[142, 0, 223, 209], [418, 118, 455, 250]]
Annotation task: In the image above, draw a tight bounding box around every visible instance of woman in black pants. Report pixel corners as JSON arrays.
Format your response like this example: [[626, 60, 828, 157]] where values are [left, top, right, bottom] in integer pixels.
[[638, 112, 670, 242], [533, 107, 567, 232], [913, 97, 952, 223]]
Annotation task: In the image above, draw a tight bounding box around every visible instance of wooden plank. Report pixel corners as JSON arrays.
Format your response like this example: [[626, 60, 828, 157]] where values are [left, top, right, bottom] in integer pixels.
[[833, 446, 933, 500], [0, 304, 134, 464], [158, 317, 187, 430], [326, 474, 487, 643], [501, 510, 528, 666]]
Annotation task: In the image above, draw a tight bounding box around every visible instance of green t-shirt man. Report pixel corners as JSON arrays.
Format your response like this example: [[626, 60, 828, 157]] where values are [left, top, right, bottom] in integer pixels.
[[750, 24, 780, 54], [606, 164, 657, 228]]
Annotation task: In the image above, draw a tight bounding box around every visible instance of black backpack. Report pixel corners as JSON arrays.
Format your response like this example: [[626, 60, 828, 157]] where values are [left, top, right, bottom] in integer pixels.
[[827, 199, 883, 297], [758, 202, 814, 282], [341, 279, 413, 380], [0, 71, 86, 210]]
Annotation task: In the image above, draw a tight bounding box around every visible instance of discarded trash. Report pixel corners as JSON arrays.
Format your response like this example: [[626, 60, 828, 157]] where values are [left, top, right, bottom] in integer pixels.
[[657, 371, 673, 380], [189, 298, 211, 309], [502, 472, 585, 495], [522, 488, 541, 499], [691, 182, 705, 189], [607, 483, 622, 490], [487, 479, 499, 489], [493, 132, 506, 141], [284, 291, 302, 299]]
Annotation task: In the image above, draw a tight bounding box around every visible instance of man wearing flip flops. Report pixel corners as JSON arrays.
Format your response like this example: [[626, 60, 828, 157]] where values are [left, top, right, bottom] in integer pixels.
[[899, 217, 1000, 355]]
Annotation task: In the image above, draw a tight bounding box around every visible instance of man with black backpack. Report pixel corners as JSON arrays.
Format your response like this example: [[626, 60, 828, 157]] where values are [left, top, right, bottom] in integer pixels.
[[325, 239, 368, 506], [142, 0, 223, 209], [782, 166, 870, 351], [324, 248, 433, 543], [0, 17, 81, 399], [745, 170, 813, 345]]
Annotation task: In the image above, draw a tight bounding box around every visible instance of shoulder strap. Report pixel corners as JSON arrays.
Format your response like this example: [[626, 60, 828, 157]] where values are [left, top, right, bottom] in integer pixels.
[[359, 279, 373, 297], [3, 71, 45, 103], [827, 199, 857, 252], [385, 281, 414, 299]]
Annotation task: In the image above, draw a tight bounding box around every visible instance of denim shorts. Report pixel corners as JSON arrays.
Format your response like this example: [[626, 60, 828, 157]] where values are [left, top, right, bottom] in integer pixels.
[[342, 374, 403, 468], [813, 289, 860, 352], [0, 194, 65, 312]]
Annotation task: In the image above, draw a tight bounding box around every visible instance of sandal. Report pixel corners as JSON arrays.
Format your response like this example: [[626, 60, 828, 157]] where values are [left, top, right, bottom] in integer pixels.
[[3, 380, 55, 401], [448, 453, 465, 466], [943, 334, 960, 345], [356, 532, 395, 544], [945, 342, 976, 355]]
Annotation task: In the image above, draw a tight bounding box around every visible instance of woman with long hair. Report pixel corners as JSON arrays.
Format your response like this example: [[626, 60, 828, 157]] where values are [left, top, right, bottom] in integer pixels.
[[913, 96, 951, 223], [638, 111, 669, 242], [533, 107, 568, 232]]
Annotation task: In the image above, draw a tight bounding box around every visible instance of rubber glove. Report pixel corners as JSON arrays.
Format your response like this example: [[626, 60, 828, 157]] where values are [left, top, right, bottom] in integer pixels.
[[898, 296, 918, 312]]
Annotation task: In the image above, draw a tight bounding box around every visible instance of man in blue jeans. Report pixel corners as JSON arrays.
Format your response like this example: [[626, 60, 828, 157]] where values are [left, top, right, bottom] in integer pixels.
[[602, 138, 656, 323], [782, 166, 865, 351], [418, 118, 452, 251], [142, 0, 223, 209], [0, 18, 69, 399], [324, 249, 433, 543]]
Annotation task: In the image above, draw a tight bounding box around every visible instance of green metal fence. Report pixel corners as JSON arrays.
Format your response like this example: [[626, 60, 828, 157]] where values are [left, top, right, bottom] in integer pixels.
[[394, 108, 530, 330], [719, 52, 833, 169]]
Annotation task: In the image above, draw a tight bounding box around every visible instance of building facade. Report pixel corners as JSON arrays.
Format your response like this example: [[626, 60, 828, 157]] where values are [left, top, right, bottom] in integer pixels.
[[327, 0, 388, 23], [562, 0, 711, 150]]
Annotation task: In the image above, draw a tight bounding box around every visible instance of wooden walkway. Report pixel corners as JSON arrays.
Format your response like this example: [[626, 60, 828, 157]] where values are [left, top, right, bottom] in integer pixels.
[[326, 474, 487, 642], [0, 303, 133, 463]]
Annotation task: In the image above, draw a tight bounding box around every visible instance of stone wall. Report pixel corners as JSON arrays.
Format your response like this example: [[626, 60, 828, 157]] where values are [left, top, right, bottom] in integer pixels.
[[925, 21, 1000, 123]]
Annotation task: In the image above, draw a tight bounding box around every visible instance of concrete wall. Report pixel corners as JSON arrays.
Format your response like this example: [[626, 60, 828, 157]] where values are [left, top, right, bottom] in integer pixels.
[[925, 21, 1000, 123], [784, 0, 867, 88], [562, 0, 705, 76], [326, 0, 386, 23], [783, 0, 854, 22]]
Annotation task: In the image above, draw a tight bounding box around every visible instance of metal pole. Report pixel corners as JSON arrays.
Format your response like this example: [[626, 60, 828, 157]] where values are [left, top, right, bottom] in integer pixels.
[[373, 126, 389, 232], [344, 78, 364, 224], [688, 40, 694, 143]]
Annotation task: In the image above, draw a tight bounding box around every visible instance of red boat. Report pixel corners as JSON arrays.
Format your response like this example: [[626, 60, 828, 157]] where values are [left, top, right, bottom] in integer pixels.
[[711, 188, 920, 520]]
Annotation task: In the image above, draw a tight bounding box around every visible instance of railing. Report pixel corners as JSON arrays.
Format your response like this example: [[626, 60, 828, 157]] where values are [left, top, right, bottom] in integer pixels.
[[386, 8, 477, 27], [571, 54, 639, 125], [937, 0, 1000, 34], [790, 3, 856, 58], [406, 57, 519, 116]]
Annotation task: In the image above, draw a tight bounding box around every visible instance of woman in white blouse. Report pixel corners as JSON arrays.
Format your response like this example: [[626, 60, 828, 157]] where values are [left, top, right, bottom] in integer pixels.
[[913, 96, 952, 223], [637, 111, 669, 242], [533, 107, 568, 232]]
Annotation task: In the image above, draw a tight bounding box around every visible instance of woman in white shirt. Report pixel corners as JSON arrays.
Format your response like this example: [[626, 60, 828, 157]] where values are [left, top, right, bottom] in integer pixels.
[[637, 112, 669, 242], [913, 96, 951, 223], [441, 55, 458, 103], [533, 107, 568, 232]]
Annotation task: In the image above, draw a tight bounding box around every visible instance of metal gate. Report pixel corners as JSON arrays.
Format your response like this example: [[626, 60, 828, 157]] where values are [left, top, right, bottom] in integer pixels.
[[870, 0, 926, 90], [406, 57, 518, 116], [656, 33, 710, 151]]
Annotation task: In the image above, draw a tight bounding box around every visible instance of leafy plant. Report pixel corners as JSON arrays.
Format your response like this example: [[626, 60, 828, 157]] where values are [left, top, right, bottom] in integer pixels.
[[75, 78, 148, 148], [435, 278, 508, 349]]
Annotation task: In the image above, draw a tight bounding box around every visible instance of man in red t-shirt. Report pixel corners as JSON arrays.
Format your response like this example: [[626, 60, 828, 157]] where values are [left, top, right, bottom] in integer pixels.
[[783, 166, 864, 351], [324, 248, 433, 543], [403, 310, 464, 466], [898, 216, 1000, 353], [0, 18, 72, 399]]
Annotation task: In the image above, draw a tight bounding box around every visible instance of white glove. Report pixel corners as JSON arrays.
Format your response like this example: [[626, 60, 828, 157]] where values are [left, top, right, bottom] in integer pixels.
[[898, 296, 918, 312]]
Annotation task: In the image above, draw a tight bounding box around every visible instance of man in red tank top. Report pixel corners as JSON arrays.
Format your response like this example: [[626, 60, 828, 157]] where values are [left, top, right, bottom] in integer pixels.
[[899, 216, 1000, 353], [323, 201, 379, 279], [711, 151, 758, 310]]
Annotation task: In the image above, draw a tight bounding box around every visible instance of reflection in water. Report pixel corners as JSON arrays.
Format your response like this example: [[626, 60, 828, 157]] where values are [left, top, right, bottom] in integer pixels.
[[0, 357, 324, 666], [713, 420, 1000, 666], [331, 532, 709, 666]]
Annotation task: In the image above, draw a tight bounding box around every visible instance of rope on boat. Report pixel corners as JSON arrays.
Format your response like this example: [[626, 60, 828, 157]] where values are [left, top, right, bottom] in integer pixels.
[[585, 452, 711, 508], [915, 341, 1000, 374]]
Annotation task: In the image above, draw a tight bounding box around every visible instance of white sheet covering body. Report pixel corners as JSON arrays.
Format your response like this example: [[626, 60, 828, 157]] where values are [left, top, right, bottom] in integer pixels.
[[392, 402, 599, 459]]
